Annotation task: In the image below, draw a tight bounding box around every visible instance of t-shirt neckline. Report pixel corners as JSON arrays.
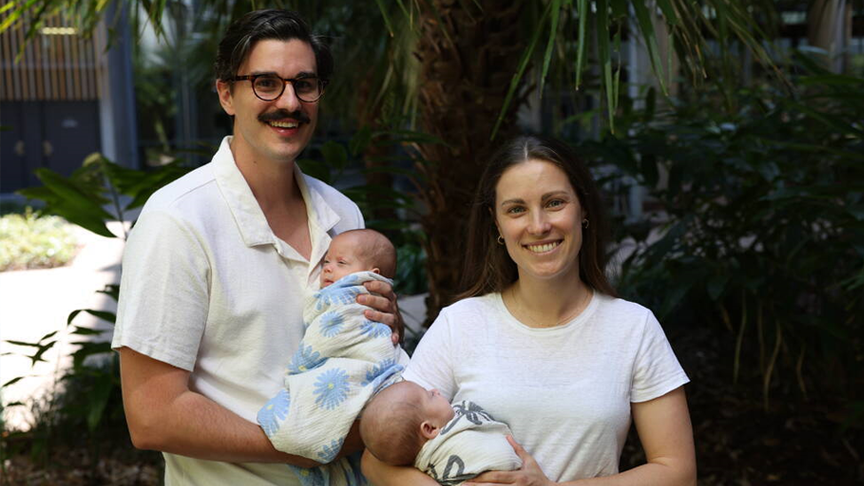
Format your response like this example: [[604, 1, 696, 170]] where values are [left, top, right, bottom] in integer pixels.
[[492, 289, 601, 334]]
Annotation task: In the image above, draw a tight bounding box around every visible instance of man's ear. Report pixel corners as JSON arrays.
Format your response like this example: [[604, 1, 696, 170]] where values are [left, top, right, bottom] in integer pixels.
[[216, 80, 236, 116], [371, 267, 381, 275], [420, 421, 440, 440]]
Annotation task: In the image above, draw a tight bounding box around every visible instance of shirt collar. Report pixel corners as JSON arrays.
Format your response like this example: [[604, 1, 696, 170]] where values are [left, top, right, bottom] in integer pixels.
[[213, 136, 342, 263]]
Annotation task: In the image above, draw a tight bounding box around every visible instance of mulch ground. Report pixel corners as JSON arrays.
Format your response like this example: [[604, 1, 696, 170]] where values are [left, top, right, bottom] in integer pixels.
[[3, 325, 862, 485]]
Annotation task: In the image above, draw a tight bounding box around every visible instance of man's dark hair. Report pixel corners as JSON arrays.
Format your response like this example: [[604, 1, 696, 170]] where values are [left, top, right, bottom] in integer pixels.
[[214, 9, 333, 83]]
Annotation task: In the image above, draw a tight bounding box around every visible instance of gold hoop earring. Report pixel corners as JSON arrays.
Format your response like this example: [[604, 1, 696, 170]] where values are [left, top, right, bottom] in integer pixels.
[[497, 235, 505, 245], [582, 219, 589, 229]]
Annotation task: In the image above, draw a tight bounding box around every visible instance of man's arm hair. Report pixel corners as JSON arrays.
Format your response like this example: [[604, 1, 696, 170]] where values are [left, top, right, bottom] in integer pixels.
[[119, 346, 319, 467]]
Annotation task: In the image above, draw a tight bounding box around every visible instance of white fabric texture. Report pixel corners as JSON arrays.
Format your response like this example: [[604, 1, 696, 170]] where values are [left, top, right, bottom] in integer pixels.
[[257, 271, 404, 482], [402, 292, 689, 482], [415, 400, 521, 485], [112, 136, 365, 486]]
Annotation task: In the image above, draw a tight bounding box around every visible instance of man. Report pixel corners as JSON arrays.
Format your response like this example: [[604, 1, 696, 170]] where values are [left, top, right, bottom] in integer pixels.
[[112, 10, 401, 485]]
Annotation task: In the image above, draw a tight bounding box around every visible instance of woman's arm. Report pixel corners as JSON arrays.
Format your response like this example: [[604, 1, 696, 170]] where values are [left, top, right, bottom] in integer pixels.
[[361, 449, 440, 486], [466, 387, 696, 486]]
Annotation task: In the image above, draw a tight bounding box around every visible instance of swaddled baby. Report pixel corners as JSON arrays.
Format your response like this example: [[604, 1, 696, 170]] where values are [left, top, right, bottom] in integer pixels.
[[257, 229, 405, 485], [360, 381, 521, 485]]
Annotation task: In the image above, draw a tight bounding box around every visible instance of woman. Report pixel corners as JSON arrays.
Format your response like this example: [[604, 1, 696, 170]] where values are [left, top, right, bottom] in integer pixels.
[[362, 135, 696, 485]]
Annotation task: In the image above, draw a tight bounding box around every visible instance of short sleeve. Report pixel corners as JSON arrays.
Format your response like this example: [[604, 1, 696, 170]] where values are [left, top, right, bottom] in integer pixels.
[[402, 310, 458, 401], [112, 210, 211, 371], [630, 311, 690, 403]]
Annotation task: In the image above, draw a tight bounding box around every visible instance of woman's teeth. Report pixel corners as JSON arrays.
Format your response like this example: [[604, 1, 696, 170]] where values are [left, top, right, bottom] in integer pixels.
[[526, 241, 560, 253]]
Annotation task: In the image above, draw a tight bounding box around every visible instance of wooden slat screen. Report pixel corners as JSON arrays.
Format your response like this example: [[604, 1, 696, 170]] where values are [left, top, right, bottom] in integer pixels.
[[0, 11, 106, 101]]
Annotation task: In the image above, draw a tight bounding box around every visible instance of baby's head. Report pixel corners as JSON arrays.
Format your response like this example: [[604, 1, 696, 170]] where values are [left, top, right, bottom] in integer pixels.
[[321, 229, 396, 288], [360, 381, 455, 466]]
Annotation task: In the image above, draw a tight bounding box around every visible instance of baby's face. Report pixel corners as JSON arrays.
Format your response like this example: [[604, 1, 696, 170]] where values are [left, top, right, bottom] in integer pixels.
[[321, 234, 373, 287], [403, 382, 454, 429]]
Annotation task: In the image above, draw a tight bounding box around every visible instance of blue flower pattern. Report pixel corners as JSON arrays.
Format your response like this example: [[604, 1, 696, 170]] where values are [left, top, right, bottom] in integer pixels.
[[257, 389, 290, 437], [319, 311, 345, 337], [289, 465, 326, 486], [359, 318, 391, 338], [318, 437, 345, 463], [313, 368, 350, 410], [287, 344, 324, 375], [314, 281, 362, 312]]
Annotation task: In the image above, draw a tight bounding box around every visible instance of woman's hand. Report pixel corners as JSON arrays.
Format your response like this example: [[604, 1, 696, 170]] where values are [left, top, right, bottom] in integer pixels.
[[465, 436, 556, 486], [357, 279, 403, 345]]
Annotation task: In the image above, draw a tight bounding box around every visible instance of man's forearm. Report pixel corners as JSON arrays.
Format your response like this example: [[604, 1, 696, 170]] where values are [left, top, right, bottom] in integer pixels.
[[130, 387, 319, 467], [120, 347, 319, 467]]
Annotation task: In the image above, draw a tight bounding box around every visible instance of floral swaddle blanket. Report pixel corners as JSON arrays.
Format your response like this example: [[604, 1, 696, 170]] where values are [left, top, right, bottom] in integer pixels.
[[415, 401, 522, 486], [258, 271, 404, 485]]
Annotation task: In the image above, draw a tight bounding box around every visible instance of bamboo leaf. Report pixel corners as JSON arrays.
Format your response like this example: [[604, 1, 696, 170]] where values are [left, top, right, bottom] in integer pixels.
[[596, 0, 615, 133], [87, 376, 115, 432], [2, 376, 26, 388], [631, 0, 668, 96], [492, 2, 551, 140], [374, 0, 395, 37], [540, 0, 563, 98], [574, 0, 588, 89]]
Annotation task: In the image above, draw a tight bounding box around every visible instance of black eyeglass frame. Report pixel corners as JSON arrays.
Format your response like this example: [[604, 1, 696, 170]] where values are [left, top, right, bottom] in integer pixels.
[[229, 74, 329, 103]]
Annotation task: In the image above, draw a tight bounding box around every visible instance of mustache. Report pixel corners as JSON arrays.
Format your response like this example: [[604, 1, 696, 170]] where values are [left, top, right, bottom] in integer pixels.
[[258, 109, 311, 124]]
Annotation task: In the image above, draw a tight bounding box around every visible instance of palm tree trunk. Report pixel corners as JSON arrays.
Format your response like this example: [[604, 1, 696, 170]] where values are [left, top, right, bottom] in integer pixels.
[[414, 0, 526, 323]]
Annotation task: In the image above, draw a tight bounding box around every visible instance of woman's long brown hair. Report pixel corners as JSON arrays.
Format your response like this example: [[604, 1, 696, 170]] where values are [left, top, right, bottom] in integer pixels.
[[458, 135, 618, 299]]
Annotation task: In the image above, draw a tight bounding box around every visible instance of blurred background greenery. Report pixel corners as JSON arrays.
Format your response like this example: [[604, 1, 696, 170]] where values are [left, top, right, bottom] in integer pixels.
[[1, 0, 862, 484]]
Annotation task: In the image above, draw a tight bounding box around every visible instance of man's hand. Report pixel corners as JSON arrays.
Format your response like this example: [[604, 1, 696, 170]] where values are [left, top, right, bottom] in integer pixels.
[[357, 279, 403, 345]]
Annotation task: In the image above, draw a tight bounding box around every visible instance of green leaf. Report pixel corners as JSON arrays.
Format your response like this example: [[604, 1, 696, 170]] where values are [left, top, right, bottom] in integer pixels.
[[492, 1, 551, 140], [68, 309, 116, 325], [574, 0, 589, 89], [320, 141, 349, 171], [707, 274, 730, 301], [596, 0, 615, 133], [539, 0, 563, 97], [71, 326, 107, 336], [375, 0, 396, 37], [631, 0, 668, 96], [71, 341, 113, 369], [296, 158, 331, 184], [2, 376, 26, 388], [5, 340, 41, 348], [87, 375, 115, 432], [97, 284, 120, 301], [350, 126, 374, 156]]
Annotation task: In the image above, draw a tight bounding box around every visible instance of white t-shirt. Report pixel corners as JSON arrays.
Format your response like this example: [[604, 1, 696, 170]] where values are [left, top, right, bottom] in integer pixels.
[[402, 292, 689, 482], [112, 137, 364, 485]]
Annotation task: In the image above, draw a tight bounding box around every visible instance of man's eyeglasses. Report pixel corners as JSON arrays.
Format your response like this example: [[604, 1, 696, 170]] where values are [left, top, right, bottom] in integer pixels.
[[230, 74, 328, 103]]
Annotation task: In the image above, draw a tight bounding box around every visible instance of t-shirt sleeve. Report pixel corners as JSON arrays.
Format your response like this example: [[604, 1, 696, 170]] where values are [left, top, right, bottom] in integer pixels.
[[112, 210, 210, 371], [402, 310, 458, 401], [630, 311, 690, 403]]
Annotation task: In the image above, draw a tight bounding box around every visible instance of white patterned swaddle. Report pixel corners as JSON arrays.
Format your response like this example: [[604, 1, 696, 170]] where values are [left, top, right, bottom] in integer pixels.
[[415, 401, 522, 486], [257, 271, 403, 485]]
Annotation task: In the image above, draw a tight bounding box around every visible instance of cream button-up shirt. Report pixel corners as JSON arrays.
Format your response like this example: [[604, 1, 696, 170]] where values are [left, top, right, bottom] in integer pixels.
[[113, 137, 365, 485]]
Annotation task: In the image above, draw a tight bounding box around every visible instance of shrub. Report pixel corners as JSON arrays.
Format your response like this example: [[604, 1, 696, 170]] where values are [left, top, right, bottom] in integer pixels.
[[0, 211, 79, 272]]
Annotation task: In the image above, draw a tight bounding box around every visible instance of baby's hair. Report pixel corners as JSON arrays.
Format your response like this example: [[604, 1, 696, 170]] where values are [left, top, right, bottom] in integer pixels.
[[360, 382, 425, 466], [339, 229, 397, 278]]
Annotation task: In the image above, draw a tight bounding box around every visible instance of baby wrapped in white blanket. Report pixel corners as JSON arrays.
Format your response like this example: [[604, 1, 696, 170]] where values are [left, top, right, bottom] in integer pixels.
[[257, 230, 405, 485], [361, 381, 521, 485]]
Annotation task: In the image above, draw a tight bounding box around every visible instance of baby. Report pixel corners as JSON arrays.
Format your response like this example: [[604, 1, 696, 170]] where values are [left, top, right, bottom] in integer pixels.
[[257, 229, 406, 485], [320, 228, 396, 288], [361, 381, 521, 484]]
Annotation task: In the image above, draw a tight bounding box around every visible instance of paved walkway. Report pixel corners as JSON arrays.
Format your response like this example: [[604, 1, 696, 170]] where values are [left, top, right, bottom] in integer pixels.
[[0, 222, 427, 431], [0, 223, 126, 431]]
